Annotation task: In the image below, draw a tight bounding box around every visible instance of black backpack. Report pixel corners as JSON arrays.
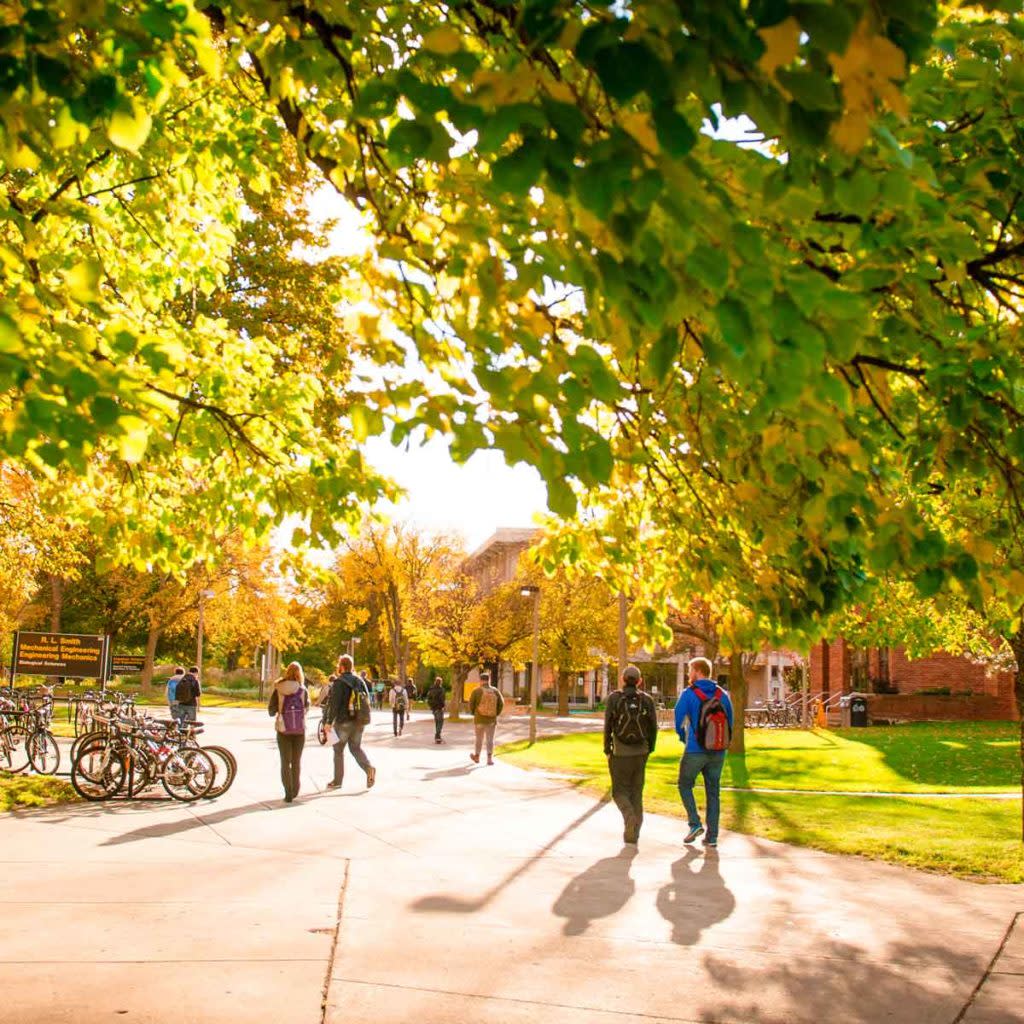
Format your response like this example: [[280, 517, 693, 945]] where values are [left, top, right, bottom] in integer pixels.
[[350, 680, 372, 725], [176, 673, 198, 704], [612, 690, 649, 745]]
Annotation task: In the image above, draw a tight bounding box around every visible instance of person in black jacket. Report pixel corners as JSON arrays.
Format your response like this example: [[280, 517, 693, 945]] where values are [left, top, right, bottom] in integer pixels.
[[325, 654, 376, 791], [426, 676, 447, 744], [604, 664, 658, 844]]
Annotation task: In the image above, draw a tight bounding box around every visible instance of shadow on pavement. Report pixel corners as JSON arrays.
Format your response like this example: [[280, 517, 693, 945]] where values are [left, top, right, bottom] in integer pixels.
[[421, 765, 478, 781], [656, 847, 735, 945], [99, 799, 281, 845], [411, 790, 612, 915], [552, 845, 638, 935]]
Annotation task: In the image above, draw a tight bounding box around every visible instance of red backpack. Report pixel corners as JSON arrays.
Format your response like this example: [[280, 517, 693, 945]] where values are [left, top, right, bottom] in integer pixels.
[[692, 685, 731, 751]]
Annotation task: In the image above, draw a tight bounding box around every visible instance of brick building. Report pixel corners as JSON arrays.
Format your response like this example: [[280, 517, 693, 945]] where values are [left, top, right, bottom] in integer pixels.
[[810, 639, 1018, 721]]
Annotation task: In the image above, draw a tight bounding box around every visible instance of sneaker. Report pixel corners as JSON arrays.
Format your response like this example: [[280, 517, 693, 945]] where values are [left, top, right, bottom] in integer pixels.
[[704, 837, 718, 848], [435, 737, 442, 744], [487, 758, 494, 765], [470, 753, 479, 763], [366, 766, 376, 789], [684, 825, 705, 844], [325, 781, 341, 790]]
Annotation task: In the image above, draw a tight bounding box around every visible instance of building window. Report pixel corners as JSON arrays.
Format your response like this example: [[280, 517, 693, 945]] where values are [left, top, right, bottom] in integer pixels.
[[877, 647, 891, 685]]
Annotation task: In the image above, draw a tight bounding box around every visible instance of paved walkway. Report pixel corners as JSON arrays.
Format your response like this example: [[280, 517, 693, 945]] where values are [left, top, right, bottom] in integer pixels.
[[1, 708, 1021, 1024]]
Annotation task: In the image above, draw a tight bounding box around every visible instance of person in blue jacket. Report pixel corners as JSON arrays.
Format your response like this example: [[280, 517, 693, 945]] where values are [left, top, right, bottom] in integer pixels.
[[674, 657, 734, 848]]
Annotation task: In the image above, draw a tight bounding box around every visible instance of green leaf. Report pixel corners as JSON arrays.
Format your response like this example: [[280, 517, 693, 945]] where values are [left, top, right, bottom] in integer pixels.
[[491, 137, 544, 194], [687, 243, 730, 295], [386, 120, 433, 167], [594, 42, 662, 102], [647, 328, 679, 382], [716, 299, 753, 356], [108, 101, 153, 152], [653, 103, 697, 157]]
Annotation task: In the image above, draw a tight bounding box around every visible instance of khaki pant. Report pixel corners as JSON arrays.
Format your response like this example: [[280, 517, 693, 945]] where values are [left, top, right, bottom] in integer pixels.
[[474, 721, 497, 758]]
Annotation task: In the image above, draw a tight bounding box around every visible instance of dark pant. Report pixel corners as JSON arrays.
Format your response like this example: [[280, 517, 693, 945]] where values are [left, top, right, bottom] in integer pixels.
[[678, 750, 726, 842], [609, 753, 648, 840], [432, 708, 444, 740], [392, 708, 405, 735], [333, 721, 372, 785], [276, 732, 304, 800]]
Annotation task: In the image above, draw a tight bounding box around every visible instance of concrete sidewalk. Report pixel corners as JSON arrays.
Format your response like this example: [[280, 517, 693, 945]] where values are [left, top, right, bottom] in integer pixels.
[[1, 708, 1021, 1024]]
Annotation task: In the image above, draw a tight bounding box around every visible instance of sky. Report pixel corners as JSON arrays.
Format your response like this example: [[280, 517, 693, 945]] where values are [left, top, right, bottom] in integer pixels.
[[305, 186, 552, 550]]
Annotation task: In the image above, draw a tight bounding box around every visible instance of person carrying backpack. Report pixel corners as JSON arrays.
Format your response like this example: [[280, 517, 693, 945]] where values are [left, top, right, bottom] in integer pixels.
[[268, 661, 310, 803], [175, 666, 202, 724], [325, 654, 376, 791], [674, 657, 734, 848], [426, 676, 447, 744], [603, 664, 658, 845], [389, 679, 408, 736], [166, 667, 185, 722], [468, 671, 504, 765]]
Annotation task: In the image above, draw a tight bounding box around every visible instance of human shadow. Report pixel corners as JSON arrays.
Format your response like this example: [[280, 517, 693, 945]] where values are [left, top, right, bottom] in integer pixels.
[[98, 799, 285, 845], [421, 765, 477, 781], [656, 848, 735, 946], [412, 790, 612, 915], [552, 845, 638, 935]]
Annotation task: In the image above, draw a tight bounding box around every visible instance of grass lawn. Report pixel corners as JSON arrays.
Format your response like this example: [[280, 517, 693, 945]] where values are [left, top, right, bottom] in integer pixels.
[[0, 774, 75, 812], [498, 724, 1024, 883]]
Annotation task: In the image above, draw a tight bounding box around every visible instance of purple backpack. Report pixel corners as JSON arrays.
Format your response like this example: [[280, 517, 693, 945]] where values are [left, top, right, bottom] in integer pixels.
[[279, 688, 306, 735]]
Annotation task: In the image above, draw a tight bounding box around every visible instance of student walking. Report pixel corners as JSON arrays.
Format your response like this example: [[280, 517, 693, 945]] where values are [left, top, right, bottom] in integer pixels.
[[175, 666, 201, 724], [469, 671, 504, 765], [389, 679, 408, 736], [674, 657, 734, 848], [426, 676, 446, 744], [324, 654, 376, 791], [604, 664, 658, 844], [166, 667, 185, 722], [268, 661, 310, 803]]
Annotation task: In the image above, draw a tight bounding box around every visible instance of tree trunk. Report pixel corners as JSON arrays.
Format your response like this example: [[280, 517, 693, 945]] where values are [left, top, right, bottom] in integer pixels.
[[141, 626, 161, 690], [449, 662, 468, 722], [49, 574, 64, 632], [557, 669, 571, 717], [1009, 628, 1024, 844], [728, 650, 749, 755], [225, 648, 239, 671]]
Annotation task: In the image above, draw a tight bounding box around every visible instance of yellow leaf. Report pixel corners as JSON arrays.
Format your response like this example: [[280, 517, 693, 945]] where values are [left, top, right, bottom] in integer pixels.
[[758, 17, 801, 75], [618, 111, 660, 154], [116, 416, 150, 464], [832, 110, 871, 153], [734, 482, 760, 502], [108, 101, 153, 152], [422, 27, 462, 55], [761, 424, 786, 449], [66, 260, 103, 305]]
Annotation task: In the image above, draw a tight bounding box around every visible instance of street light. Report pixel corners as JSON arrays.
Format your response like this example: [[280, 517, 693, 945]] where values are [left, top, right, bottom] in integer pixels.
[[196, 589, 215, 678], [520, 585, 540, 744], [348, 636, 361, 660]]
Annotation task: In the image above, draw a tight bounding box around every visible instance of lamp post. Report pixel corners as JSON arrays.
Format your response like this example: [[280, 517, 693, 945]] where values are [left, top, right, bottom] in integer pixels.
[[348, 636, 361, 660], [196, 589, 215, 678], [618, 592, 628, 681], [520, 585, 540, 744]]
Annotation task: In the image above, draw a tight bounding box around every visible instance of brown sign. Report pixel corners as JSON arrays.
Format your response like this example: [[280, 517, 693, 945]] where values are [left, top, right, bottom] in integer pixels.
[[12, 632, 109, 680], [110, 654, 146, 676]]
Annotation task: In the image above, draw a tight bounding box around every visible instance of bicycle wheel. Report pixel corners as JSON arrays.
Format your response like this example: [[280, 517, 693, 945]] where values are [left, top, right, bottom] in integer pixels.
[[162, 748, 215, 801], [0, 722, 30, 773], [201, 745, 237, 798], [317, 718, 328, 745], [71, 742, 126, 801], [27, 730, 60, 775]]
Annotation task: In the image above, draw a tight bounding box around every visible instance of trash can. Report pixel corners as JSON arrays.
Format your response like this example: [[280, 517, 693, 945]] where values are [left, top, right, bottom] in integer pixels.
[[838, 695, 852, 727], [849, 696, 869, 728]]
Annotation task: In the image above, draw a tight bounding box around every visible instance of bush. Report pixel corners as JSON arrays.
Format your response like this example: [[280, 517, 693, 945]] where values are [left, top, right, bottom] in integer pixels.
[[304, 665, 328, 688], [917, 686, 953, 696]]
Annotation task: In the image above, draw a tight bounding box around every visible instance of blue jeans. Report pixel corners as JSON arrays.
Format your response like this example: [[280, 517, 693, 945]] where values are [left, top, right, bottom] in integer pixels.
[[178, 704, 197, 724], [678, 750, 726, 842]]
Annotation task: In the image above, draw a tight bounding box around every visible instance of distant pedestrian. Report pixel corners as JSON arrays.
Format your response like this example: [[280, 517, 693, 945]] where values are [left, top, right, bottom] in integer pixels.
[[674, 657, 734, 848], [166, 667, 185, 722], [389, 679, 408, 736], [175, 666, 202, 724], [325, 654, 376, 791], [604, 664, 658, 844], [426, 676, 446, 744], [469, 671, 504, 765], [268, 661, 310, 803]]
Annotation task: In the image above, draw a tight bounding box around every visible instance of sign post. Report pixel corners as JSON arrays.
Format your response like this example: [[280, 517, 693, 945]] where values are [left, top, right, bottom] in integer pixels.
[[11, 631, 110, 685]]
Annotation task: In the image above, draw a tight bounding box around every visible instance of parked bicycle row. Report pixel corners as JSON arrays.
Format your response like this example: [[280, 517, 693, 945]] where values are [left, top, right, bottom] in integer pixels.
[[69, 708, 236, 802]]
